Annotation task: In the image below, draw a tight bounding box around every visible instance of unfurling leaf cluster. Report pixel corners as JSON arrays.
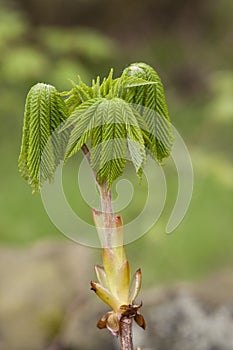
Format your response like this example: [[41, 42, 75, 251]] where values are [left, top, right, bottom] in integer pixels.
[[18, 62, 173, 191]]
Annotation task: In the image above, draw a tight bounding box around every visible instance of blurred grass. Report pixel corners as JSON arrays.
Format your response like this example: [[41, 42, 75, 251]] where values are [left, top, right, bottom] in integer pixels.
[[0, 0, 232, 287]]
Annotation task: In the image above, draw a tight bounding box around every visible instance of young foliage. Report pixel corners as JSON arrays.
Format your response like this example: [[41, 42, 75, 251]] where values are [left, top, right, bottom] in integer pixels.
[[18, 83, 68, 192], [61, 97, 148, 187], [121, 62, 174, 161], [19, 62, 173, 191]]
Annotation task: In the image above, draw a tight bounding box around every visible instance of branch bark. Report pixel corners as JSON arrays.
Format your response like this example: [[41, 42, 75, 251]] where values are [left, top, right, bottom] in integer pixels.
[[119, 317, 133, 350]]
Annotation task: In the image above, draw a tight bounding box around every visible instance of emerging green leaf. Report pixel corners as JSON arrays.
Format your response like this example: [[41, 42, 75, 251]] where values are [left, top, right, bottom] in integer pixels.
[[99, 68, 114, 97], [18, 83, 68, 192], [121, 62, 174, 162], [62, 97, 147, 188]]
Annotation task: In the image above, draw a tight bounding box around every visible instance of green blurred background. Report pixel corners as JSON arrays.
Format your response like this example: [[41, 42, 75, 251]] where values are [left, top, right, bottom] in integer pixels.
[[0, 0, 233, 287]]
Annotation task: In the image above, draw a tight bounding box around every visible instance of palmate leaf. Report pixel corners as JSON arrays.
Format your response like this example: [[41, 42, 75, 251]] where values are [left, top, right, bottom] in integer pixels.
[[62, 97, 146, 188], [18, 83, 68, 192], [19, 62, 173, 192], [121, 62, 174, 162]]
